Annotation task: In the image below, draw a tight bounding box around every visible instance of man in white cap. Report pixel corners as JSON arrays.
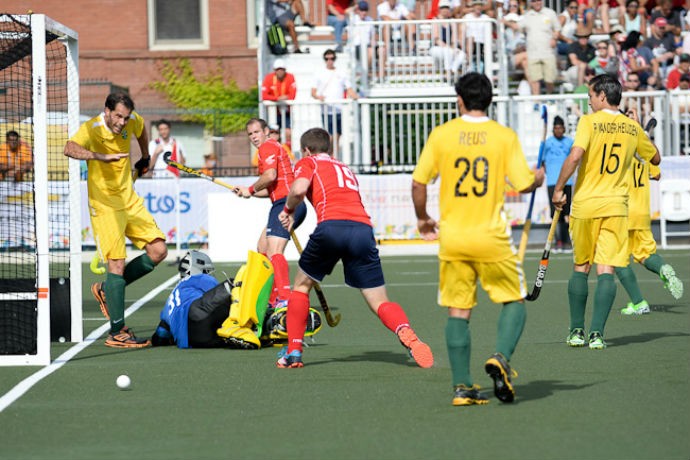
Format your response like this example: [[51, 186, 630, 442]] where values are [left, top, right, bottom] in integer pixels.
[[261, 58, 297, 145]]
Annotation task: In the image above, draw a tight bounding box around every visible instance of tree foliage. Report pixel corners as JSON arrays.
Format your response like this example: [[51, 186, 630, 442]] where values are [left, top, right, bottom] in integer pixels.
[[151, 59, 258, 134]]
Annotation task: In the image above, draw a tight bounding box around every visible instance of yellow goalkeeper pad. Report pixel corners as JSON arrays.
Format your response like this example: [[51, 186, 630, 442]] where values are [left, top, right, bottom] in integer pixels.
[[217, 251, 274, 344]]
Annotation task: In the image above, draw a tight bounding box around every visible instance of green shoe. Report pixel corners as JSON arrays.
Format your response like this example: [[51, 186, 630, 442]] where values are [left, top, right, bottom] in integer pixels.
[[566, 328, 586, 347], [621, 300, 650, 315], [660, 264, 683, 300], [588, 332, 607, 350]]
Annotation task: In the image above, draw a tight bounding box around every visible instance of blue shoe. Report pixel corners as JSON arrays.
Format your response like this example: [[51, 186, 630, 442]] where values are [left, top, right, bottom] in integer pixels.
[[276, 347, 304, 368]]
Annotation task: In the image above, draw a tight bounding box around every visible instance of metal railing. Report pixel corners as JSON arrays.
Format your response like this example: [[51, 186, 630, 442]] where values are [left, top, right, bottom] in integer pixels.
[[262, 90, 688, 168]]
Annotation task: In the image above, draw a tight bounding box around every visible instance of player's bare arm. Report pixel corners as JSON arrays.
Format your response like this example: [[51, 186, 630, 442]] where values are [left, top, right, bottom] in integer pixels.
[[518, 167, 545, 194], [552, 146, 584, 210], [411, 180, 439, 241], [235, 167, 276, 198], [63, 140, 128, 162], [279, 177, 309, 230]]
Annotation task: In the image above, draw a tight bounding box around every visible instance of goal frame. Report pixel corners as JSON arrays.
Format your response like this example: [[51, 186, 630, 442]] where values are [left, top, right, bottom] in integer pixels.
[[0, 14, 80, 366]]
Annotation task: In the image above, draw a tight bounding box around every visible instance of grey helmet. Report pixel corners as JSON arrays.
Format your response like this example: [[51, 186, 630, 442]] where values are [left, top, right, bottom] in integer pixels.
[[178, 250, 215, 277]]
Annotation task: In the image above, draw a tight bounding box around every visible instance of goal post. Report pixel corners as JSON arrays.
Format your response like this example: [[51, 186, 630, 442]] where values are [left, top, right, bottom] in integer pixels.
[[0, 14, 80, 366]]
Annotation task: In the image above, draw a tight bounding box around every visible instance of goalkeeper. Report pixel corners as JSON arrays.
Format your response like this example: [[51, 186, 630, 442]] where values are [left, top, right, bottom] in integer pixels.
[[152, 250, 321, 349], [64, 92, 165, 349]]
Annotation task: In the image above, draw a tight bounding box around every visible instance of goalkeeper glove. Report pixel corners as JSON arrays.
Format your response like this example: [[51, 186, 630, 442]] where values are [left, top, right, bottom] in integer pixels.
[[134, 156, 150, 177]]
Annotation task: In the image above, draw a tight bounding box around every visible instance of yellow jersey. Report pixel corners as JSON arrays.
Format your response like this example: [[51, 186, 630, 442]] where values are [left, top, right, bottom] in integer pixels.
[[571, 110, 657, 219], [628, 158, 660, 230], [70, 111, 145, 212], [413, 115, 534, 262]]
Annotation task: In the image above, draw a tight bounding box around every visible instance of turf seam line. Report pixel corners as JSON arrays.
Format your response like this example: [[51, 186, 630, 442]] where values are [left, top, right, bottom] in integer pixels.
[[0, 274, 179, 414]]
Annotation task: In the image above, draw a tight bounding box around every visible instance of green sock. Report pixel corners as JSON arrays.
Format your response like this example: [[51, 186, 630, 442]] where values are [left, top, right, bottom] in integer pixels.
[[568, 271, 589, 330], [123, 254, 156, 285], [590, 273, 616, 335], [643, 253, 664, 276], [104, 272, 126, 334], [446, 317, 472, 387], [615, 266, 644, 305], [495, 301, 526, 361]]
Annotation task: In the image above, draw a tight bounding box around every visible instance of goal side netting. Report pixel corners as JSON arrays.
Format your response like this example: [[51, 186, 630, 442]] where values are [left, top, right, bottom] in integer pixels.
[[0, 14, 81, 366]]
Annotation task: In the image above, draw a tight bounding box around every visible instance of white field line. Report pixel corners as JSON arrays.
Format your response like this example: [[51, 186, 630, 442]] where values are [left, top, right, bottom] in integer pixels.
[[0, 274, 179, 413]]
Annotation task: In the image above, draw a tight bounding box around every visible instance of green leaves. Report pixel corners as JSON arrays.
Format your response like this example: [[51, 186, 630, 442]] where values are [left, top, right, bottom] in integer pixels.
[[151, 59, 258, 134]]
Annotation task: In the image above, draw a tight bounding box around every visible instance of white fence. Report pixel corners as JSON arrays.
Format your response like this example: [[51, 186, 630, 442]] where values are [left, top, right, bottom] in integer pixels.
[[263, 90, 689, 167]]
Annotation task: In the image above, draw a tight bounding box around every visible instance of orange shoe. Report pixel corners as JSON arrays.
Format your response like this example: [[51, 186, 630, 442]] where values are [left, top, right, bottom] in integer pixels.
[[91, 282, 109, 319], [397, 327, 434, 368], [105, 327, 151, 349]]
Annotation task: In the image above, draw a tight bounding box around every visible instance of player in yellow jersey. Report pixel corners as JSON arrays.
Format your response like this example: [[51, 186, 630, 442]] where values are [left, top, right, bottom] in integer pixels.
[[64, 93, 168, 348], [412, 72, 544, 406], [552, 75, 661, 350], [616, 154, 683, 315]]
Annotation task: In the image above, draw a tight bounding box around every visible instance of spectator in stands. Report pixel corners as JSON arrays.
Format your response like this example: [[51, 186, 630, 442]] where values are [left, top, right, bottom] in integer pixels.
[[520, 0, 561, 95], [149, 120, 187, 179], [666, 52, 690, 88], [430, 0, 466, 82], [593, 0, 625, 34], [0, 130, 32, 181], [620, 31, 658, 87], [571, 65, 596, 115], [426, 0, 462, 19], [565, 30, 596, 86], [200, 153, 216, 177], [558, 0, 580, 56], [650, 0, 683, 37], [377, 0, 416, 54], [327, 0, 355, 53], [455, 0, 497, 18], [621, 71, 653, 121], [645, 16, 677, 79], [588, 39, 618, 77], [352, 1, 382, 79], [261, 58, 297, 144], [311, 49, 358, 153], [623, 70, 644, 90], [267, 0, 313, 54], [502, 1, 529, 81], [620, 0, 648, 37], [461, 0, 491, 72]]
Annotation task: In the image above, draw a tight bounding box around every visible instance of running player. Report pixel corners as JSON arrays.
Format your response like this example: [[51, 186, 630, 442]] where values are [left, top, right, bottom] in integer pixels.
[[277, 127, 434, 369], [64, 92, 167, 348], [616, 125, 683, 314], [412, 72, 544, 406], [235, 118, 307, 310], [552, 74, 660, 350]]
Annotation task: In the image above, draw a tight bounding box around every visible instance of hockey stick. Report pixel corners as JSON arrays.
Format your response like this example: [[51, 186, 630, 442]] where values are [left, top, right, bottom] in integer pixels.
[[525, 208, 560, 301], [289, 231, 341, 327], [163, 152, 238, 191], [518, 104, 549, 262]]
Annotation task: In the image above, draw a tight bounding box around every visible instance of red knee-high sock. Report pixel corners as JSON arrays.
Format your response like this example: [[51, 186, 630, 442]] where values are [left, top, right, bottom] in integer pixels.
[[270, 253, 291, 300], [287, 291, 310, 353], [377, 301, 410, 334], [262, 252, 278, 306]]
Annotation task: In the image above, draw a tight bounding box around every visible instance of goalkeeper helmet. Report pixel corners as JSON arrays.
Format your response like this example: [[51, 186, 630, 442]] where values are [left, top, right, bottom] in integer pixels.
[[179, 250, 215, 277]]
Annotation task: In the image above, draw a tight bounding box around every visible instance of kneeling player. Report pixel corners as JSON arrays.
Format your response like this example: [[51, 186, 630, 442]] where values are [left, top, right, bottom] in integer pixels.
[[152, 250, 321, 349]]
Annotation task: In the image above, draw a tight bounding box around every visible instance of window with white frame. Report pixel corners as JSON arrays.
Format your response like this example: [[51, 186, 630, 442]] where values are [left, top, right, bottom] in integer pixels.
[[148, 0, 209, 50]]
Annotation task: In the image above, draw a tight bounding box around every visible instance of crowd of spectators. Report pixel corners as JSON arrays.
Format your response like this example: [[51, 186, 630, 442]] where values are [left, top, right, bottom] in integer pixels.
[[264, 0, 690, 94]]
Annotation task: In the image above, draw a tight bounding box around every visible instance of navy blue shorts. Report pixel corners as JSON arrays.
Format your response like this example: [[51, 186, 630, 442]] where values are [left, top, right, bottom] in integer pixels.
[[267, 198, 307, 239], [299, 220, 384, 289]]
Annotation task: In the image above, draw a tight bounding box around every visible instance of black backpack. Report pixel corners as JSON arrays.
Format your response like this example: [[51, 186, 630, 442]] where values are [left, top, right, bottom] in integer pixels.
[[267, 24, 288, 55]]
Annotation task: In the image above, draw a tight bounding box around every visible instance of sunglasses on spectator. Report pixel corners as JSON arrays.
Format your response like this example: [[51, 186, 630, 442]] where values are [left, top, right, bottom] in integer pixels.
[[325, 56, 336, 61], [597, 45, 608, 49], [628, 78, 640, 83]]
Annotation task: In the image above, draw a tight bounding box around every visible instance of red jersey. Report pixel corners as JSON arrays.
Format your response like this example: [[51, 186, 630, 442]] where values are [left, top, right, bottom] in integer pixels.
[[294, 153, 372, 226], [261, 72, 297, 101], [257, 138, 294, 202]]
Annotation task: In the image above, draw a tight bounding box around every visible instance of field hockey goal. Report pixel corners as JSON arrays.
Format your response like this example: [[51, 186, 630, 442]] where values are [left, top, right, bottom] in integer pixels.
[[0, 14, 81, 365]]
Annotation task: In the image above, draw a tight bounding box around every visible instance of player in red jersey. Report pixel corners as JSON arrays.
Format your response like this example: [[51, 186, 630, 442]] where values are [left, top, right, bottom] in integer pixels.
[[235, 118, 307, 308], [275, 127, 434, 369]]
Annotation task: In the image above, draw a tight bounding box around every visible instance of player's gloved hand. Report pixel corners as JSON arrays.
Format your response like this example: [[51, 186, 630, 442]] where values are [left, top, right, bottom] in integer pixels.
[[134, 156, 150, 177]]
